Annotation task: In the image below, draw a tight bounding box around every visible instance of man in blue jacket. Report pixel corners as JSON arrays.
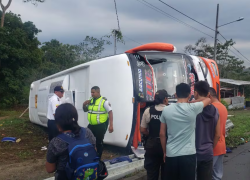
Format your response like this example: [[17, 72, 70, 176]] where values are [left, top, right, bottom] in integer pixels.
[[194, 81, 220, 180]]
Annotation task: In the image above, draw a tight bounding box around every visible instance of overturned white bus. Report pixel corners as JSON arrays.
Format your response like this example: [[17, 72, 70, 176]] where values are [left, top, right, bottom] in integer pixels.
[[29, 42, 220, 149]]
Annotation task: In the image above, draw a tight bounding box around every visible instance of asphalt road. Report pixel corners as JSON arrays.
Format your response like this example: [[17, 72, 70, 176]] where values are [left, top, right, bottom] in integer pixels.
[[223, 142, 250, 180], [127, 142, 250, 180]]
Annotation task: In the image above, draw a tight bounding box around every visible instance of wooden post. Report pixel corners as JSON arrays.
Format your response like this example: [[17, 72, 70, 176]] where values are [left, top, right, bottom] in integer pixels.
[[19, 107, 29, 118]]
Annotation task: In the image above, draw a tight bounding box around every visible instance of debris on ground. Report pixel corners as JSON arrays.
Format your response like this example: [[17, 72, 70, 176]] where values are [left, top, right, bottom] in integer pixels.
[[41, 146, 47, 151], [1, 137, 17, 142], [226, 147, 232, 153], [16, 138, 21, 143], [107, 156, 133, 164], [225, 119, 234, 137], [131, 146, 145, 158]]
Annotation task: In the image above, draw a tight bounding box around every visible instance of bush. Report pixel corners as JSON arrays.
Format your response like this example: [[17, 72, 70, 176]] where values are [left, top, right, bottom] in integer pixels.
[[220, 99, 229, 109]]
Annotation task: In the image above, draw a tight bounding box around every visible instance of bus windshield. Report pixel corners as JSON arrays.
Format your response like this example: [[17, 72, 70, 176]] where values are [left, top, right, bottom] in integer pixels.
[[138, 52, 191, 97]]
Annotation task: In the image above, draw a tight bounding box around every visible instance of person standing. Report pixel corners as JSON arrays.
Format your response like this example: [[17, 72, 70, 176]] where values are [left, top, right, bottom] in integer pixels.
[[47, 86, 64, 141], [46, 103, 97, 180], [194, 81, 220, 180], [160, 83, 211, 180], [209, 87, 228, 180], [141, 90, 169, 180], [83, 86, 113, 158]]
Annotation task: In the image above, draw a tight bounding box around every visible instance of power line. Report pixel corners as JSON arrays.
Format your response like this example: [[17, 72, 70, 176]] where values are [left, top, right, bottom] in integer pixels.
[[123, 35, 143, 45], [113, 0, 120, 30], [217, 39, 241, 59], [218, 33, 250, 63], [158, 0, 215, 31], [113, 0, 142, 46], [158, 0, 250, 63], [137, 0, 214, 38]]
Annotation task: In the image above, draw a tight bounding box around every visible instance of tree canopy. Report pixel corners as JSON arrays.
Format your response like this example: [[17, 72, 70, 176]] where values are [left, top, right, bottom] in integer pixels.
[[0, 11, 112, 107], [184, 37, 246, 79], [0, 11, 42, 106]]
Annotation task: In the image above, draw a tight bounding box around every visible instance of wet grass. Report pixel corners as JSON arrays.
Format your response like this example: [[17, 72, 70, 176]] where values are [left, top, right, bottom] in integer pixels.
[[0, 110, 48, 163], [226, 109, 250, 147], [0, 109, 125, 164]]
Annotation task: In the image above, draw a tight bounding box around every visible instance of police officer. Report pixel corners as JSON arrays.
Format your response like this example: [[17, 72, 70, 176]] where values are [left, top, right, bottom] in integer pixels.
[[83, 86, 114, 158], [47, 86, 64, 141], [140, 89, 168, 180]]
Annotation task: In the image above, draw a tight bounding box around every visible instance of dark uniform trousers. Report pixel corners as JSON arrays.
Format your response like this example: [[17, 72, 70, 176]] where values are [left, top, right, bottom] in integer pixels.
[[144, 137, 165, 180], [197, 159, 213, 180], [47, 119, 60, 141], [88, 119, 109, 158]]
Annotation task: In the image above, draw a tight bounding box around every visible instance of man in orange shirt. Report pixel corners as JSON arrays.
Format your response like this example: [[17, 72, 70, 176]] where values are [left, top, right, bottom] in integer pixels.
[[209, 88, 228, 180]]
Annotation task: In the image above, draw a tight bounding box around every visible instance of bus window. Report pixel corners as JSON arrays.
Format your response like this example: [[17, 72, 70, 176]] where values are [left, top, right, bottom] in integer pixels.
[[211, 62, 218, 76], [138, 52, 191, 97]]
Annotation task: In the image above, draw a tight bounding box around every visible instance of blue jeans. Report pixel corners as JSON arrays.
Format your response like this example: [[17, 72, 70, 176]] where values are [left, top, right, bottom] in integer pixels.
[[213, 155, 224, 180]]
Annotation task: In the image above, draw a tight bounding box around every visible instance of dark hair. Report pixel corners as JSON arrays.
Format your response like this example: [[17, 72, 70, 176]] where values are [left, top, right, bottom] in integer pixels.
[[194, 81, 209, 97], [176, 83, 191, 98], [91, 86, 100, 91], [154, 89, 168, 105], [55, 103, 81, 136], [209, 87, 217, 98]]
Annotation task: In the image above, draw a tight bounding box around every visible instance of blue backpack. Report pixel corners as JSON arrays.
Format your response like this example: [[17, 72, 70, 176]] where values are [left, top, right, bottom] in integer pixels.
[[57, 128, 99, 180]]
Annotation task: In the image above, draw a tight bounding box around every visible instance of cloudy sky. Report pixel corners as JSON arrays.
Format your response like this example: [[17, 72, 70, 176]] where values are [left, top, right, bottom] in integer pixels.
[[5, 0, 250, 66]]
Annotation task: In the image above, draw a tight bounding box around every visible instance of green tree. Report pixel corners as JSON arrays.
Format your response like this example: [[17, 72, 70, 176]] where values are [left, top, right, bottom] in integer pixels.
[[37, 36, 111, 79], [0, 0, 12, 27], [0, 0, 44, 27], [38, 39, 78, 78], [0, 11, 42, 107], [184, 37, 245, 79], [75, 36, 111, 62], [105, 29, 124, 55]]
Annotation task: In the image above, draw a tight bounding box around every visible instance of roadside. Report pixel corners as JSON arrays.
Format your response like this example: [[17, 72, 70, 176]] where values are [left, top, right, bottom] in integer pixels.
[[225, 108, 250, 147], [0, 109, 126, 180], [223, 141, 250, 180], [0, 108, 250, 180]]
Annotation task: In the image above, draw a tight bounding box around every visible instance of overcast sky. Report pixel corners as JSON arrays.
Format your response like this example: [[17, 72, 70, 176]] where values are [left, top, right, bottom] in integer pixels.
[[5, 0, 250, 66]]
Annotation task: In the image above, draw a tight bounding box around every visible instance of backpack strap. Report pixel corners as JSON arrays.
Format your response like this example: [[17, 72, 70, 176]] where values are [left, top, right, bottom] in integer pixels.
[[57, 127, 87, 144], [79, 127, 86, 139]]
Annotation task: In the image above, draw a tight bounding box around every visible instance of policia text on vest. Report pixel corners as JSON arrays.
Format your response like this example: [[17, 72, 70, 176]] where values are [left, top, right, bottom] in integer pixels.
[[83, 86, 113, 158]]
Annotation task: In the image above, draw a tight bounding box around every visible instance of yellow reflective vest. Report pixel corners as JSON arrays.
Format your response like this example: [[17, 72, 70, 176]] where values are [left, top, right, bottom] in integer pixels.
[[87, 96, 108, 125]]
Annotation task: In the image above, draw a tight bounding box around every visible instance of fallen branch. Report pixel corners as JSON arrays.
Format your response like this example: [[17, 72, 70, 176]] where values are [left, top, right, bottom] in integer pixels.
[[19, 107, 29, 118]]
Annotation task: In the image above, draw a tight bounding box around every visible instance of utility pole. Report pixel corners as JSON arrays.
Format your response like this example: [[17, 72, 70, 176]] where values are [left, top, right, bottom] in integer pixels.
[[213, 4, 219, 62], [114, 30, 117, 55]]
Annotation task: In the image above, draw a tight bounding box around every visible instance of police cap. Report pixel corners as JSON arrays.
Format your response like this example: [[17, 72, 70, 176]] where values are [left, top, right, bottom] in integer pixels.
[[54, 86, 64, 92]]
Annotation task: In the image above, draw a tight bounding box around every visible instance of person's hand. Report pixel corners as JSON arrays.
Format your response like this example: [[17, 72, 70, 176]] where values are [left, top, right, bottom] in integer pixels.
[[108, 125, 114, 133], [83, 100, 90, 106], [163, 153, 166, 163], [189, 97, 207, 103]]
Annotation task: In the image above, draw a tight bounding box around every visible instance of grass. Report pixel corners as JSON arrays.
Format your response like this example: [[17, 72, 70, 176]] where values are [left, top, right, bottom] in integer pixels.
[[226, 109, 250, 147], [0, 109, 48, 163], [0, 109, 124, 164]]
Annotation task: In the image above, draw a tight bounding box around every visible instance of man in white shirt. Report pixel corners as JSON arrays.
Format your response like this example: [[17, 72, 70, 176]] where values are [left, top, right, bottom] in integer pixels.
[[47, 86, 64, 141]]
